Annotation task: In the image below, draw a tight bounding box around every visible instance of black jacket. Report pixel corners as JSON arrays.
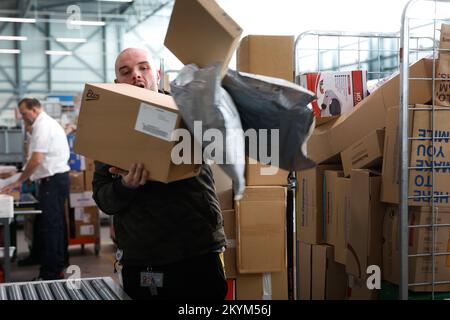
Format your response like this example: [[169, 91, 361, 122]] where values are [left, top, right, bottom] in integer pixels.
[[92, 162, 227, 266]]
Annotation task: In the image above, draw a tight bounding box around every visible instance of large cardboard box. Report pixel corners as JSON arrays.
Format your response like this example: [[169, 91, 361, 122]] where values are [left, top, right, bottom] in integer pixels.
[[74, 83, 201, 183], [298, 242, 312, 300], [235, 186, 286, 273], [164, 0, 242, 78], [381, 105, 450, 206], [383, 206, 450, 292], [245, 159, 289, 186], [300, 70, 368, 118], [324, 170, 344, 245], [296, 164, 341, 244], [311, 244, 348, 300], [211, 164, 233, 210], [222, 209, 236, 279], [69, 171, 85, 193], [235, 269, 288, 300], [346, 170, 385, 280], [237, 35, 294, 82], [341, 129, 384, 178], [307, 58, 432, 164]]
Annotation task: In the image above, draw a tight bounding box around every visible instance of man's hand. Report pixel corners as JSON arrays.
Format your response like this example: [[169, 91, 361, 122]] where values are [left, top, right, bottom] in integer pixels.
[[0, 180, 22, 194], [109, 163, 149, 189]]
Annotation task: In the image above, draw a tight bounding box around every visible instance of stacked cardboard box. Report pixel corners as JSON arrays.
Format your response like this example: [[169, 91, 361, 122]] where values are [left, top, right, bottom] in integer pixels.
[[232, 35, 294, 300], [296, 57, 434, 300]]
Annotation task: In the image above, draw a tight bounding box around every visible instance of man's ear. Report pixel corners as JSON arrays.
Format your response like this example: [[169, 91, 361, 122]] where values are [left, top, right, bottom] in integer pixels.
[[114, 79, 118, 83], [156, 69, 161, 85]]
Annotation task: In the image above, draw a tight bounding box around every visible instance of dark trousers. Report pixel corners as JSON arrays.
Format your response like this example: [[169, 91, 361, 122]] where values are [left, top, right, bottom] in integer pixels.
[[34, 172, 70, 279], [122, 252, 228, 300]]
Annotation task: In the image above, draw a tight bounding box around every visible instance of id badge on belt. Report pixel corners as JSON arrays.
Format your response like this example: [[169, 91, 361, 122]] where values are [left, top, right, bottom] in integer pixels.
[[140, 271, 164, 296]]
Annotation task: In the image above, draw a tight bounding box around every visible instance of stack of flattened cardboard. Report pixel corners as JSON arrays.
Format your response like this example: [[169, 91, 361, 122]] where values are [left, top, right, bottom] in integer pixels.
[[296, 54, 434, 300]]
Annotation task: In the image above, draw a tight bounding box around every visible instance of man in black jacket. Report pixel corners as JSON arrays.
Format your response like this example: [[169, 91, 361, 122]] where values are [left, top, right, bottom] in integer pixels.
[[92, 48, 228, 300]]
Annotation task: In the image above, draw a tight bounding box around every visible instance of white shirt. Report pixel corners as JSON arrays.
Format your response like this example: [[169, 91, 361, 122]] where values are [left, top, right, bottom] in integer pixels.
[[28, 111, 70, 181]]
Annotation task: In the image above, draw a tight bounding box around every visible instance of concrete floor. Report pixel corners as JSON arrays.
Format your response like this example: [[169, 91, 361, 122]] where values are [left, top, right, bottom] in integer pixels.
[[9, 225, 119, 284]]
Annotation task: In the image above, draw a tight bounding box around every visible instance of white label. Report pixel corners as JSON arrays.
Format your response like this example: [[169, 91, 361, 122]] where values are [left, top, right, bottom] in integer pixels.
[[82, 213, 91, 224], [69, 191, 96, 208], [134, 102, 178, 141], [80, 224, 94, 236], [74, 208, 84, 221]]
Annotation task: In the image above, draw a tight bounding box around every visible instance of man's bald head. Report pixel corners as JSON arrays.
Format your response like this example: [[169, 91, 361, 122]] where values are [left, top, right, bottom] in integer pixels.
[[114, 48, 159, 91]]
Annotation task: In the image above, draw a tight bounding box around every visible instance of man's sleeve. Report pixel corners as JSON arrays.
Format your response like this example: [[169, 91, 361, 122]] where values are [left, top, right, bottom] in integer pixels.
[[30, 123, 50, 153], [92, 161, 137, 215]]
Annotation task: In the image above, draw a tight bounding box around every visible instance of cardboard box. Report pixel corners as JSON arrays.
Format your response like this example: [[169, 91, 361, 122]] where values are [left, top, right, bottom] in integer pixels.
[[235, 269, 288, 300], [69, 191, 96, 208], [324, 170, 344, 245], [84, 158, 94, 192], [296, 164, 341, 244], [381, 105, 450, 206], [236, 186, 286, 273], [245, 159, 289, 186], [341, 129, 384, 177], [74, 83, 201, 183], [383, 206, 450, 292], [346, 169, 384, 280], [300, 70, 368, 118], [222, 209, 236, 279], [237, 35, 294, 82], [69, 171, 85, 193], [307, 58, 432, 164], [211, 164, 233, 210], [164, 0, 242, 78], [334, 177, 351, 265], [73, 207, 99, 238], [298, 242, 312, 300], [311, 244, 348, 300]]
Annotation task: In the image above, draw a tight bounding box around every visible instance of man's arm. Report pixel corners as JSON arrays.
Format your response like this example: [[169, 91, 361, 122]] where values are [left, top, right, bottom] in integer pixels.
[[0, 152, 43, 193], [92, 161, 149, 215]]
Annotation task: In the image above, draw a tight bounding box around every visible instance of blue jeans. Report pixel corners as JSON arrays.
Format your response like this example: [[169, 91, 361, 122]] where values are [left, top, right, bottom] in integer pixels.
[[35, 172, 70, 279]]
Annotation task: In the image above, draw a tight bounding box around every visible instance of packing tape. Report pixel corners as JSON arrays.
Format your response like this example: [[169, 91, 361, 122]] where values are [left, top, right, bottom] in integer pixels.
[[262, 273, 272, 300]]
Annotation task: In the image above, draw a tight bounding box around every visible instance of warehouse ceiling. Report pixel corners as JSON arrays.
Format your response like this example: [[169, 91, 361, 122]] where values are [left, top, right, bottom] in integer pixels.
[[0, 0, 173, 26]]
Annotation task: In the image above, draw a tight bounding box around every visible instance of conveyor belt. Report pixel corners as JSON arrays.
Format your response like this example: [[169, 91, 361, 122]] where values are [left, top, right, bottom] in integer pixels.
[[0, 277, 130, 300]]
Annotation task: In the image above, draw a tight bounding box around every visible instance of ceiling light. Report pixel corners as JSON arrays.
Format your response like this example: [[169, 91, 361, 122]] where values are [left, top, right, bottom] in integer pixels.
[[69, 20, 106, 27], [45, 50, 73, 56], [0, 36, 27, 41], [0, 17, 36, 23], [0, 49, 21, 54], [56, 38, 87, 43]]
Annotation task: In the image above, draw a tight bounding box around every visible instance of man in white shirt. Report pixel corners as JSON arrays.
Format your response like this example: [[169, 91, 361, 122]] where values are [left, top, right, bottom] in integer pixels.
[[1, 97, 71, 280]]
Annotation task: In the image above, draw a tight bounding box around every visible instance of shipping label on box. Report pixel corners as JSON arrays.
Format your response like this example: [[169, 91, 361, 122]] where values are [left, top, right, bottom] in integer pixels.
[[69, 191, 96, 208], [300, 70, 367, 118], [79, 224, 95, 236]]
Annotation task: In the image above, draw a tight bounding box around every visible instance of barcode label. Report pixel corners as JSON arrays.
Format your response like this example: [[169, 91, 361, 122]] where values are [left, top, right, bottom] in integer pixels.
[[135, 102, 178, 141]]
